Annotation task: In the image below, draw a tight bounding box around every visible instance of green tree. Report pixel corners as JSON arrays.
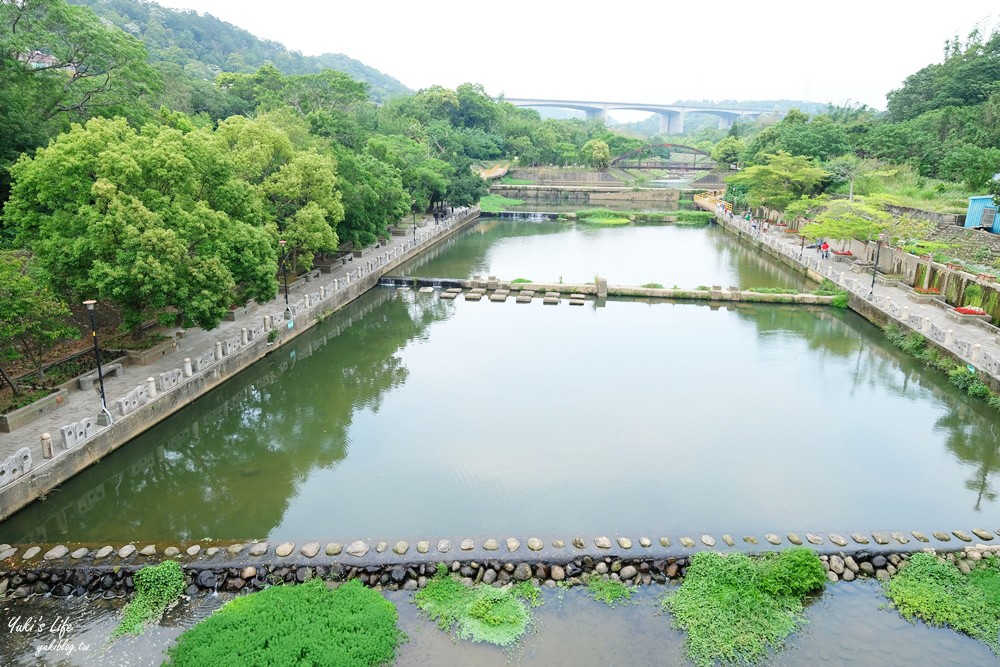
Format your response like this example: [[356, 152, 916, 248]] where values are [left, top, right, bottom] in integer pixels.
[[332, 145, 409, 249], [0, 251, 76, 394], [6, 117, 277, 335], [711, 136, 746, 169], [800, 195, 935, 246], [725, 152, 829, 212], [581, 138, 611, 170]]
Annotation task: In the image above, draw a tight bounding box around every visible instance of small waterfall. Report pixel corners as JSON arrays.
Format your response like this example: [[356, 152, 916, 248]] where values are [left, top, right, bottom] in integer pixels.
[[496, 211, 559, 222]]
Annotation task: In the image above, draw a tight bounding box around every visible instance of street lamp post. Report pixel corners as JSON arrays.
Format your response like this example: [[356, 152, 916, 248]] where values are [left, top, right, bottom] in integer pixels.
[[868, 234, 885, 300], [278, 239, 289, 305], [83, 300, 113, 425]]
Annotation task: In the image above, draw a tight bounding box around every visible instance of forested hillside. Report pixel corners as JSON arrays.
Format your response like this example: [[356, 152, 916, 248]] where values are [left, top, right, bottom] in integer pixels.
[[70, 0, 410, 102]]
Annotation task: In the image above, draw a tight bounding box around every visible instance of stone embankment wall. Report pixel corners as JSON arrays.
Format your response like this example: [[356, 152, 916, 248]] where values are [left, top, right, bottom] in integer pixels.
[[4, 534, 999, 599], [0, 209, 482, 521]]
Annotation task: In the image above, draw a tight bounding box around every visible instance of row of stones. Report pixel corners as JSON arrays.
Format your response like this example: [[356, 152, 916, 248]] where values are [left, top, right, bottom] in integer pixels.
[[822, 544, 1000, 583], [440, 287, 588, 306], [4, 528, 997, 565]]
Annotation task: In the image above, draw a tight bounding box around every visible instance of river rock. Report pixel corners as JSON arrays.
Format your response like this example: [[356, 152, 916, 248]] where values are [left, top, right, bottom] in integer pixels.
[[118, 545, 135, 559], [375, 542, 388, 553], [860, 562, 875, 576], [595, 562, 608, 575], [187, 545, 201, 557], [552, 539, 565, 549], [227, 543, 245, 555], [461, 539, 474, 551], [94, 546, 114, 559], [743, 536, 758, 545], [513, 563, 532, 582], [241, 566, 257, 579], [875, 569, 890, 581], [616, 537, 631, 549], [390, 567, 406, 584], [660, 537, 670, 547], [437, 540, 452, 553], [620, 565, 637, 581], [842, 569, 856, 582], [828, 534, 848, 547], [573, 538, 585, 549], [829, 555, 845, 575], [139, 545, 157, 556], [1, 548, 18, 560], [249, 542, 268, 556], [70, 548, 89, 559], [43, 545, 68, 561], [640, 537, 652, 548], [482, 569, 497, 585], [765, 534, 781, 545], [417, 541, 430, 554], [851, 534, 869, 545], [844, 556, 860, 573], [932, 531, 951, 542], [326, 543, 342, 556], [403, 579, 419, 591], [722, 535, 735, 547], [595, 537, 611, 549], [872, 555, 887, 569], [196, 571, 217, 589], [550, 565, 565, 581], [701, 535, 716, 547], [23, 546, 41, 559], [527, 538, 544, 551], [912, 531, 929, 542], [891, 532, 910, 544], [957, 560, 972, 575], [164, 547, 180, 557], [506, 538, 520, 552], [301, 542, 320, 558], [483, 539, 499, 551], [953, 531, 972, 542], [394, 541, 409, 555], [347, 541, 369, 558], [680, 537, 695, 548], [972, 529, 994, 541], [806, 533, 824, 545], [787, 533, 802, 546], [827, 571, 839, 583], [206, 547, 219, 557], [226, 577, 246, 592]]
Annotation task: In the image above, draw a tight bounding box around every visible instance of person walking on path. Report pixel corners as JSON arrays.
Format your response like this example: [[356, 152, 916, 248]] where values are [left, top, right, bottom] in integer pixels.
[[821, 241, 830, 259]]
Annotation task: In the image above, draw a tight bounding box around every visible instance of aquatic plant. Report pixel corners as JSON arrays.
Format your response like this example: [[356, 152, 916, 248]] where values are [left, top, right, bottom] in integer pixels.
[[661, 549, 825, 666], [165, 579, 404, 666], [883, 553, 1000, 654], [111, 560, 184, 639], [414, 564, 541, 647], [586, 577, 637, 606]]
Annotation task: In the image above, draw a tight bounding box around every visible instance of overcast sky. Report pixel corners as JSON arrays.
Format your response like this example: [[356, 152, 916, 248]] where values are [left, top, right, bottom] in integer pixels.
[[158, 0, 994, 114]]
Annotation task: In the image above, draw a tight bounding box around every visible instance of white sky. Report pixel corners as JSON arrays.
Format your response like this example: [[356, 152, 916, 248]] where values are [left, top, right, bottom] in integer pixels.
[[157, 0, 995, 113]]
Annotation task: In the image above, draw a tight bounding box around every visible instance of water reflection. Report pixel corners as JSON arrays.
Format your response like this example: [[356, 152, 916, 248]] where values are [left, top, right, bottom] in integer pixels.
[[1, 289, 453, 543], [3, 294, 1000, 542]]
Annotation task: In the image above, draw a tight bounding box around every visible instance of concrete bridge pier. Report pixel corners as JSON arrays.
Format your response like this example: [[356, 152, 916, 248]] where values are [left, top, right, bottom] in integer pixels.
[[586, 107, 608, 123], [659, 110, 685, 135], [717, 114, 733, 131]]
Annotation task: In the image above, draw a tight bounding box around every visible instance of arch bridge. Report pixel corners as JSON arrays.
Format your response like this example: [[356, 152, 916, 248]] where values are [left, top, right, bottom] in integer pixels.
[[503, 98, 772, 133]]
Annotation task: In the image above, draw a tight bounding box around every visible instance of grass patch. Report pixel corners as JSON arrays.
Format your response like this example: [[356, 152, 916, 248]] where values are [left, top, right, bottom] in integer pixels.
[[642, 283, 664, 289], [661, 549, 826, 666], [499, 176, 534, 185], [0, 386, 58, 415], [414, 564, 541, 648], [165, 579, 404, 666], [883, 553, 1000, 654], [480, 194, 525, 213], [511, 278, 532, 284], [112, 560, 185, 639], [586, 577, 637, 606], [747, 287, 799, 294]]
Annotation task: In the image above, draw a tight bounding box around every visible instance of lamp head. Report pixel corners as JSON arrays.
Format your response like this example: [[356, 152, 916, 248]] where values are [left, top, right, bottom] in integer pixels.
[[279, 239, 286, 247], [83, 300, 96, 311]]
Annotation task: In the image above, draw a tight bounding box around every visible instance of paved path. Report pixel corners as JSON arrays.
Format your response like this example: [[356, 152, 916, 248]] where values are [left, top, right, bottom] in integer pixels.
[[696, 195, 1000, 385], [0, 208, 477, 482]]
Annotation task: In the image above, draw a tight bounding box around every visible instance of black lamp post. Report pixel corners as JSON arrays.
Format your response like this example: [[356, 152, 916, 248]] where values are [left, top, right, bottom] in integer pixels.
[[868, 234, 884, 300], [279, 239, 289, 305], [83, 300, 112, 424]]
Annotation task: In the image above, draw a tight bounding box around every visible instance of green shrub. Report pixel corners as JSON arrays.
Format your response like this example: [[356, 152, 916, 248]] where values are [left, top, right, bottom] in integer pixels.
[[964, 283, 984, 308], [642, 283, 664, 289], [747, 287, 798, 294], [111, 560, 185, 639], [414, 564, 540, 647], [479, 194, 524, 213], [165, 579, 404, 666], [511, 277, 532, 284], [884, 553, 1000, 654], [830, 291, 849, 308], [661, 549, 825, 666]]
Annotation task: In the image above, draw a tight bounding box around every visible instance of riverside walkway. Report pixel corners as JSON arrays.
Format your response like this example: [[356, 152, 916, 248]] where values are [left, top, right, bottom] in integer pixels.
[[694, 194, 1000, 389], [0, 208, 480, 520]]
